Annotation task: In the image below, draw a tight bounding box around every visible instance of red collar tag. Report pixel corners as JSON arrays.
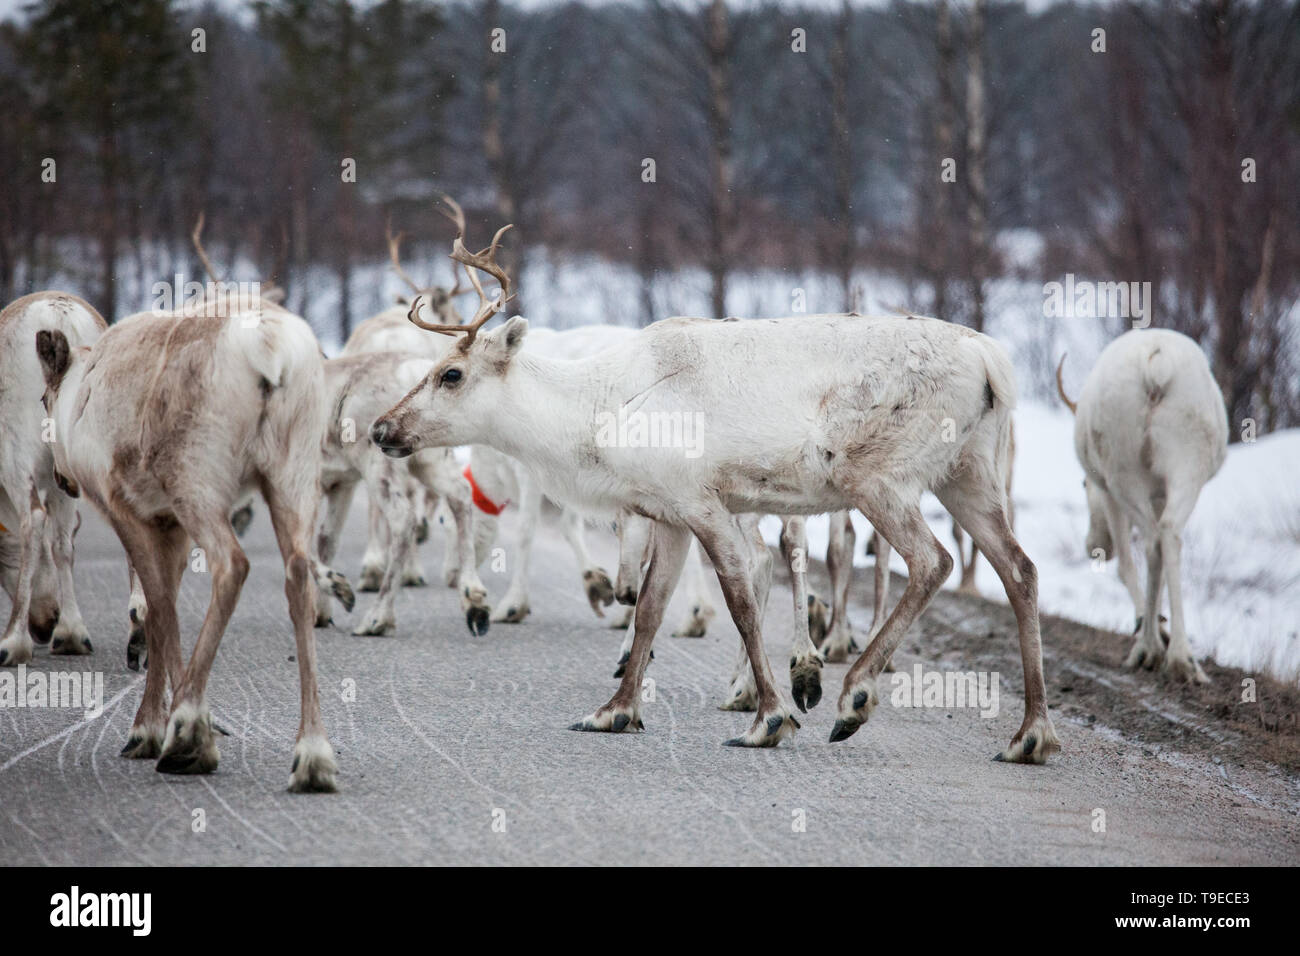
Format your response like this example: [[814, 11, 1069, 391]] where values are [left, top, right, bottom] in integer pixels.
[[463, 465, 509, 516]]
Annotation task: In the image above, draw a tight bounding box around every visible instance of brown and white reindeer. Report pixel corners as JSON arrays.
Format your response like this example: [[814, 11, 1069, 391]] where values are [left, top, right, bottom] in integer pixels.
[[371, 227, 1057, 762], [36, 294, 352, 790], [0, 292, 106, 666]]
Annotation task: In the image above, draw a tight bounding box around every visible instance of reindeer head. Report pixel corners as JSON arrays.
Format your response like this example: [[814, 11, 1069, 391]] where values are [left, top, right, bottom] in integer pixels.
[[371, 221, 525, 457]]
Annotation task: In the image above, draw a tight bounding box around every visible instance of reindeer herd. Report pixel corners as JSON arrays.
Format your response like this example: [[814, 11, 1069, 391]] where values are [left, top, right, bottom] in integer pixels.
[[0, 199, 1229, 793]]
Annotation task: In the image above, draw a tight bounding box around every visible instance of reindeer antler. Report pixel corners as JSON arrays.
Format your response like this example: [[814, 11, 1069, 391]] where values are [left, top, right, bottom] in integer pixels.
[[408, 223, 515, 345], [385, 216, 423, 296], [191, 212, 227, 284], [436, 195, 472, 297], [1055, 354, 1078, 415]]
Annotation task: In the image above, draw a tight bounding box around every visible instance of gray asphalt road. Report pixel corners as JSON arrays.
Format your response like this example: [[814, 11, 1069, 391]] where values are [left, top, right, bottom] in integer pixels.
[[2, 502, 1296, 865]]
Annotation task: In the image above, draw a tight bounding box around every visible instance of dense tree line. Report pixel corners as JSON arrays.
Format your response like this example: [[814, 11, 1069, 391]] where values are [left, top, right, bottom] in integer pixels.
[[0, 0, 1296, 431]]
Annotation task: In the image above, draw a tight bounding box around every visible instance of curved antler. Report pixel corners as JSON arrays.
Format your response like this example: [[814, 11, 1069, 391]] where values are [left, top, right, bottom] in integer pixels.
[[1055, 354, 1078, 415], [408, 223, 515, 344], [385, 215, 423, 296], [191, 212, 227, 284], [437, 195, 472, 297]]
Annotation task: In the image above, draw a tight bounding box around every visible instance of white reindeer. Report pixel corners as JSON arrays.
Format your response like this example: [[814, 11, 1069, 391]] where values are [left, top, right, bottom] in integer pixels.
[[371, 228, 1056, 761], [348, 199, 622, 622], [0, 292, 105, 666], [317, 350, 490, 635], [36, 296, 352, 790], [1056, 329, 1226, 683]]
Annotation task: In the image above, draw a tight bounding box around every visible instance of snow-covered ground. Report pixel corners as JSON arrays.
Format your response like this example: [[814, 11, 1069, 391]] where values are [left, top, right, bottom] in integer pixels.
[[767, 409, 1300, 684]]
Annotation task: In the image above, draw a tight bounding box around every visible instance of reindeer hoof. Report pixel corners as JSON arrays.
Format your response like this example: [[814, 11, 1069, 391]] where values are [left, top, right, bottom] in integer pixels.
[[288, 735, 338, 793], [466, 605, 490, 636], [569, 707, 643, 733], [1161, 652, 1210, 685], [120, 725, 164, 759], [828, 718, 859, 742], [719, 676, 758, 712], [51, 626, 92, 656], [790, 654, 824, 713], [1125, 635, 1165, 671], [672, 603, 715, 638], [0, 640, 33, 667], [352, 612, 394, 636], [995, 714, 1060, 764], [401, 570, 427, 588], [724, 710, 799, 747], [806, 593, 830, 646], [584, 568, 615, 617], [156, 703, 219, 775], [357, 565, 383, 592], [490, 601, 530, 624], [830, 684, 878, 742]]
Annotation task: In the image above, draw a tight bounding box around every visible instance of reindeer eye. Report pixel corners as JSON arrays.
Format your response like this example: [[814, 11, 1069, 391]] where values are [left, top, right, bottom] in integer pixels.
[[441, 368, 462, 385]]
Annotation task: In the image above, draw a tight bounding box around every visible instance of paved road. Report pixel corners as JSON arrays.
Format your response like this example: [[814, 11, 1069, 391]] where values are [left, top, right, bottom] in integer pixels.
[[2, 502, 1296, 865]]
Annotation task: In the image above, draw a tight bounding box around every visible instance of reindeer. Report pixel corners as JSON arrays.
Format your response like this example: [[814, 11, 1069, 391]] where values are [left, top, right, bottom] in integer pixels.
[[372, 226, 1056, 762], [317, 350, 490, 635], [0, 292, 106, 667], [36, 295, 352, 790], [1056, 330, 1226, 684], [348, 197, 618, 622], [952, 422, 1017, 594]]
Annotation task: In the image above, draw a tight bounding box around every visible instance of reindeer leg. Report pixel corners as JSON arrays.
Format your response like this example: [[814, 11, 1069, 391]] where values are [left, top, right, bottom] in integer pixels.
[[870, 533, 893, 670], [263, 481, 338, 793], [0, 483, 46, 667], [718, 518, 773, 713], [110, 516, 186, 759], [780, 516, 825, 713], [821, 511, 856, 660], [357, 492, 386, 592], [45, 492, 91, 656], [1126, 534, 1167, 672], [1101, 492, 1144, 623], [671, 538, 716, 637], [693, 513, 797, 747], [572, 522, 690, 733], [314, 480, 357, 627], [418, 454, 490, 634], [400, 478, 428, 587], [561, 507, 614, 617], [1156, 487, 1209, 684], [353, 459, 411, 636], [832, 488, 951, 745], [126, 564, 148, 671], [156, 507, 249, 776], [491, 470, 539, 625], [612, 513, 651, 676], [936, 477, 1059, 764]]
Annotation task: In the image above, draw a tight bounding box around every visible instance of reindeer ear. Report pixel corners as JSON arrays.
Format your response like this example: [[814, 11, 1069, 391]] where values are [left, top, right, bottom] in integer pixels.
[[35, 330, 71, 391], [489, 316, 529, 360]]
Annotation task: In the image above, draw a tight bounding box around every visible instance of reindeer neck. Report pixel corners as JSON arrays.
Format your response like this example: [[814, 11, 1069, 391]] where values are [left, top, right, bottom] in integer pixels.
[[487, 352, 607, 471]]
